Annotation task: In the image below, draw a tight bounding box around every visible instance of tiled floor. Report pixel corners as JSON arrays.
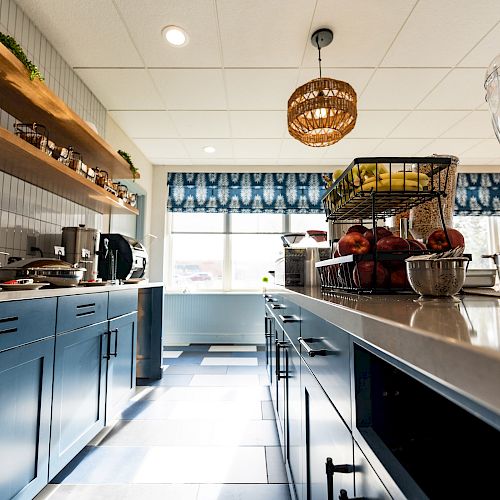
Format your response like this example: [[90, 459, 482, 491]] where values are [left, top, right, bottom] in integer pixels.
[[36, 344, 291, 500]]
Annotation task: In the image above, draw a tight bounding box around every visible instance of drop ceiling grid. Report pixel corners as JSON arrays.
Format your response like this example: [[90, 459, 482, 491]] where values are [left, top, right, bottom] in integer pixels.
[[14, 0, 500, 165]]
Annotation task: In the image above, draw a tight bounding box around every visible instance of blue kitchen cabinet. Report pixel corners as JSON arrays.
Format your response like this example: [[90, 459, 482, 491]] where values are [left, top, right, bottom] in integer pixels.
[[0, 336, 55, 500], [106, 312, 137, 422], [49, 321, 108, 479]]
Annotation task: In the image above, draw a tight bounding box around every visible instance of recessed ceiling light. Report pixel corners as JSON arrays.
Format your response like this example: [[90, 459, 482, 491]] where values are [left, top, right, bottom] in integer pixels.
[[203, 146, 216, 153], [162, 25, 189, 47]]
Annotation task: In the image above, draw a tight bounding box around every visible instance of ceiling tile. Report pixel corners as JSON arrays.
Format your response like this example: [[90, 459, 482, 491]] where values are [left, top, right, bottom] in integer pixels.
[[233, 139, 282, 158], [360, 69, 448, 109], [75, 69, 163, 110], [382, 0, 500, 67], [417, 138, 483, 157], [460, 23, 500, 68], [297, 68, 374, 98], [322, 139, 382, 158], [304, 0, 417, 67], [460, 139, 500, 158], [217, 0, 315, 67], [441, 111, 495, 138], [149, 158, 193, 166], [133, 138, 188, 158], [347, 111, 409, 138], [108, 111, 177, 138], [459, 158, 498, 166], [183, 139, 233, 158], [371, 139, 432, 156], [170, 111, 231, 138], [237, 159, 279, 166], [390, 111, 468, 138], [418, 69, 486, 110], [16, 0, 143, 67], [229, 111, 287, 138], [280, 140, 326, 158], [114, 0, 221, 67], [150, 69, 227, 110], [225, 69, 299, 110]]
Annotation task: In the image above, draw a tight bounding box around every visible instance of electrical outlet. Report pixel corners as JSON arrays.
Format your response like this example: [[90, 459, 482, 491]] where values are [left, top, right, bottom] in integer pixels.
[[54, 246, 65, 257]]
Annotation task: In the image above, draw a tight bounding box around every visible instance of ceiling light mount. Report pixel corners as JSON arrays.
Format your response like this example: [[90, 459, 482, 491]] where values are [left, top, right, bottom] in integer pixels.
[[161, 25, 189, 47], [287, 27, 357, 147]]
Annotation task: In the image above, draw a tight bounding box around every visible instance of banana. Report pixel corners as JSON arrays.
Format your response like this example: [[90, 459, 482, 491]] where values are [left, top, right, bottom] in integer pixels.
[[360, 178, 422, 191], [379, 171, 429, 186]]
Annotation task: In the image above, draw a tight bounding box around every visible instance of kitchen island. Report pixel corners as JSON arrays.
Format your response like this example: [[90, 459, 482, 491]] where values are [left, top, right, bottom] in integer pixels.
[[265, 287, 500, 500]]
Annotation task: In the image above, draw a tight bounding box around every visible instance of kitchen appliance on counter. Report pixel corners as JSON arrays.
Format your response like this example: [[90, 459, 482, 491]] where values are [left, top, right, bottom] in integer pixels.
[[98, 233, 148, 281], [62, 225, 100, 281], [0, 258, 85, 287]]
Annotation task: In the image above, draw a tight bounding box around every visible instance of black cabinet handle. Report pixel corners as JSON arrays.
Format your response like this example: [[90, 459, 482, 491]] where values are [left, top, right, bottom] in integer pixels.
[[278, 314, 300, 323], [103, 331, 111, 360], [299, 337, 327, 357], [265, 333, 272, 338], [338, 490, 364, 500], [109, 328, 119, 357], [275, 340, 288, 380], [326, 458, 356, 500], [271, 303, 286, 309], [266, 297, 278, 302]]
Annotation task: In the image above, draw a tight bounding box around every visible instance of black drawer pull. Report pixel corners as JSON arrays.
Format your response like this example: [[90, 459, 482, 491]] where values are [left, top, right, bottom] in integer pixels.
[[0, 327, 17, 335], [271, 303, 286, 310], [298, 337, 327, 357], [279, 314, 300, 323], [76, 303, 96, 309], [0, 316, 18, 324], [76, 310, 95, 317]]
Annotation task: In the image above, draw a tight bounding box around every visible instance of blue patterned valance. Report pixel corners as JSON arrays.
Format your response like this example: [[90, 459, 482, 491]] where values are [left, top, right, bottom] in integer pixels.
[[455, 173, 500, 216], [167, 172, 325, 213]]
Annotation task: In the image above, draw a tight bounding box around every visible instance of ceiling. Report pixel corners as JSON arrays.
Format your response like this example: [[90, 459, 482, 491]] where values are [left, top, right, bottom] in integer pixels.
[[17, 0, 500, 166]]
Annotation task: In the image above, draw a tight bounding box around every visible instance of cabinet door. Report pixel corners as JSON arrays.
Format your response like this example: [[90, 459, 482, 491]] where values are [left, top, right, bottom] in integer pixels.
[[106, 312, 137, 421], [49, 322, 108, 479], [354, 443, 392, 499], [0, 337, 54, 500], [302, 363, 354, 500], [287, 338, 303, 500]]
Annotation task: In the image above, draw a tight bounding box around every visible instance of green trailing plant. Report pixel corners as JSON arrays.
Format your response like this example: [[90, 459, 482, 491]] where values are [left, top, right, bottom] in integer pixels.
[[0, 32, 44, 81], [118, 149, 139, 179]]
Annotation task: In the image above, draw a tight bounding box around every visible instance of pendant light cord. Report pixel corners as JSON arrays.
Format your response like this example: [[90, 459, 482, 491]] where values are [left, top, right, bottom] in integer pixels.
[[316, 36, 322, 78]]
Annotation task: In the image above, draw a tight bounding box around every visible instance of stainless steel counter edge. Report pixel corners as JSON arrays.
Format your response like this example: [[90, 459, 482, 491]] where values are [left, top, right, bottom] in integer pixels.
[[0, 281, 164, 302], [282, 287, 500, 417]]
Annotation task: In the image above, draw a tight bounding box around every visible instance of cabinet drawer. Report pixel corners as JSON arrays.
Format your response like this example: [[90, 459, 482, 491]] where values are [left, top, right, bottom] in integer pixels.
[[0, 298, 56, 352], [276, 296, 301, 346], [299, 308, 351, 428], [108, 289, 138, 319], [56, 293, 108, 333]]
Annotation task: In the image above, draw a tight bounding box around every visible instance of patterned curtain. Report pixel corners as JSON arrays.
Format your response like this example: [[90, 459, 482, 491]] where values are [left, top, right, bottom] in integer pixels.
[[167, 172, 325, 213], [455, 173, 500, 216]]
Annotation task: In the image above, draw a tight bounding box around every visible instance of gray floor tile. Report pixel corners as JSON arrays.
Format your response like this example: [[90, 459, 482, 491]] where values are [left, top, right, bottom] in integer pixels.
[[164, 364, 228, 375], [198, 484, 291, 500], [201, 357, 258, 366], [99, 419, 279, 447], [261, 400, 276, 420], [209, 345, 257, 352], [120, 399, 263, 420], [153, 374, 194, 386], [226, 365, 268, 375], [190, 374, 262, 387], [154, 385, 272, 402], [265, 446, 289, 484], [37, 484, 199, 499]]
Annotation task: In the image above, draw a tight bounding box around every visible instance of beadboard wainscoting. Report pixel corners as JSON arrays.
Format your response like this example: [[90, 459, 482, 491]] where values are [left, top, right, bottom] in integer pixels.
[[164, 294, 264, 344]]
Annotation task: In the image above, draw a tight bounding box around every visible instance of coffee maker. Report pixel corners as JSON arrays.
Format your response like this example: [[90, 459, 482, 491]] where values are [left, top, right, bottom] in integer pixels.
[[61, 225, 100, 281]]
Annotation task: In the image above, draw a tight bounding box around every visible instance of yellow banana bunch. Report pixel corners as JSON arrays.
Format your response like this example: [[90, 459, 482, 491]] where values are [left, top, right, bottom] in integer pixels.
[[379, 171, 429, 187], [360, 178, 422, 192]]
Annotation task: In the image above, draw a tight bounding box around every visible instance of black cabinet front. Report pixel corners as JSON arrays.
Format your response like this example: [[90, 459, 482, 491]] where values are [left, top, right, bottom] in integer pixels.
[[49, 322, 108, 479], [0, 337, 54, 500], [302, 362, 355, 500]]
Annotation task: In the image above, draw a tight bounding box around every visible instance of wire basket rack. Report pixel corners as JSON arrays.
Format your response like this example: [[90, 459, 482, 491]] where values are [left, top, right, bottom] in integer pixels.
[[14, 122, 54, 156]]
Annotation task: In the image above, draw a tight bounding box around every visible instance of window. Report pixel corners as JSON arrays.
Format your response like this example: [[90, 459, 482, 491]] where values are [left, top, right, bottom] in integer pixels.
[[167, 212, 325, 290]]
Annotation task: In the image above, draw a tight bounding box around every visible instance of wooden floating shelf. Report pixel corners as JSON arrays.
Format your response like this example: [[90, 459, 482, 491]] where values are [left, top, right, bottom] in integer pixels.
[[0, 127, 139, 216], [0, 43, 138, 180]]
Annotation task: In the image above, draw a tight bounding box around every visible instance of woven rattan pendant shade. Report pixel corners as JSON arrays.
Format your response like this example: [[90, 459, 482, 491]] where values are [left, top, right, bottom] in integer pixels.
[[288, 77, 357, 147]]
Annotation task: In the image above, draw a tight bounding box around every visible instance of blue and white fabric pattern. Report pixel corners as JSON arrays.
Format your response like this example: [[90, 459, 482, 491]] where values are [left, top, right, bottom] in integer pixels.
[[455, 173, 500, 215], [167, 172, 325, 213]]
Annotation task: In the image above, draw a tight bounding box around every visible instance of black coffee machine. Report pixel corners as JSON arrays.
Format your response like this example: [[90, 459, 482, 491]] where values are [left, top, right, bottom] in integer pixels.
[[98, 233, 148, 281]]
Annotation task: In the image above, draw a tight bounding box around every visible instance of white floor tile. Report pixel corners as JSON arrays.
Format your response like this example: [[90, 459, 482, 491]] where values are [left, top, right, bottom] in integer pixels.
[[163, 351, 183, 358], [209, 345, 257, 352], [201, 357, 258, 366], [156, 386, 271, 402], [198, 484, 291, 500], [132, 447, 267, 483], [190, 375, 261, 387]]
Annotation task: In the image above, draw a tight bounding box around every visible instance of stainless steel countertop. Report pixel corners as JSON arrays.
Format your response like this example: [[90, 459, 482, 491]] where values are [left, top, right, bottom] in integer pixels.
[[0, 281, 164, 302], [283, 286, 500, 415]]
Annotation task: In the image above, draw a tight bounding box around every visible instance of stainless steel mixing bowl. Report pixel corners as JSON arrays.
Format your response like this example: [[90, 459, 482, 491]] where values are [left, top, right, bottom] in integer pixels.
[[406, 258, 469, 296]]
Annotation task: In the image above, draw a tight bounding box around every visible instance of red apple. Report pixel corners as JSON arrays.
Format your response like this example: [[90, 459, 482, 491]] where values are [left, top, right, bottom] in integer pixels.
[[390, 268, 409, 288], [376, 236, 410, 252], [353, 260, 388, 288], [347, 224, 369, 235], [363, 227, 393, 249], [407, 239, 427, 251], [338, 233, 371, 256], [427, 228, 465, 251]]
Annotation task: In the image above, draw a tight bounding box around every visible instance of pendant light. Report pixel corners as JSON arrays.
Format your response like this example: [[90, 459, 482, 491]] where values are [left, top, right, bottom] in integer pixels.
[[288, 28, 357, 147], [485, 54, 500, 142]]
